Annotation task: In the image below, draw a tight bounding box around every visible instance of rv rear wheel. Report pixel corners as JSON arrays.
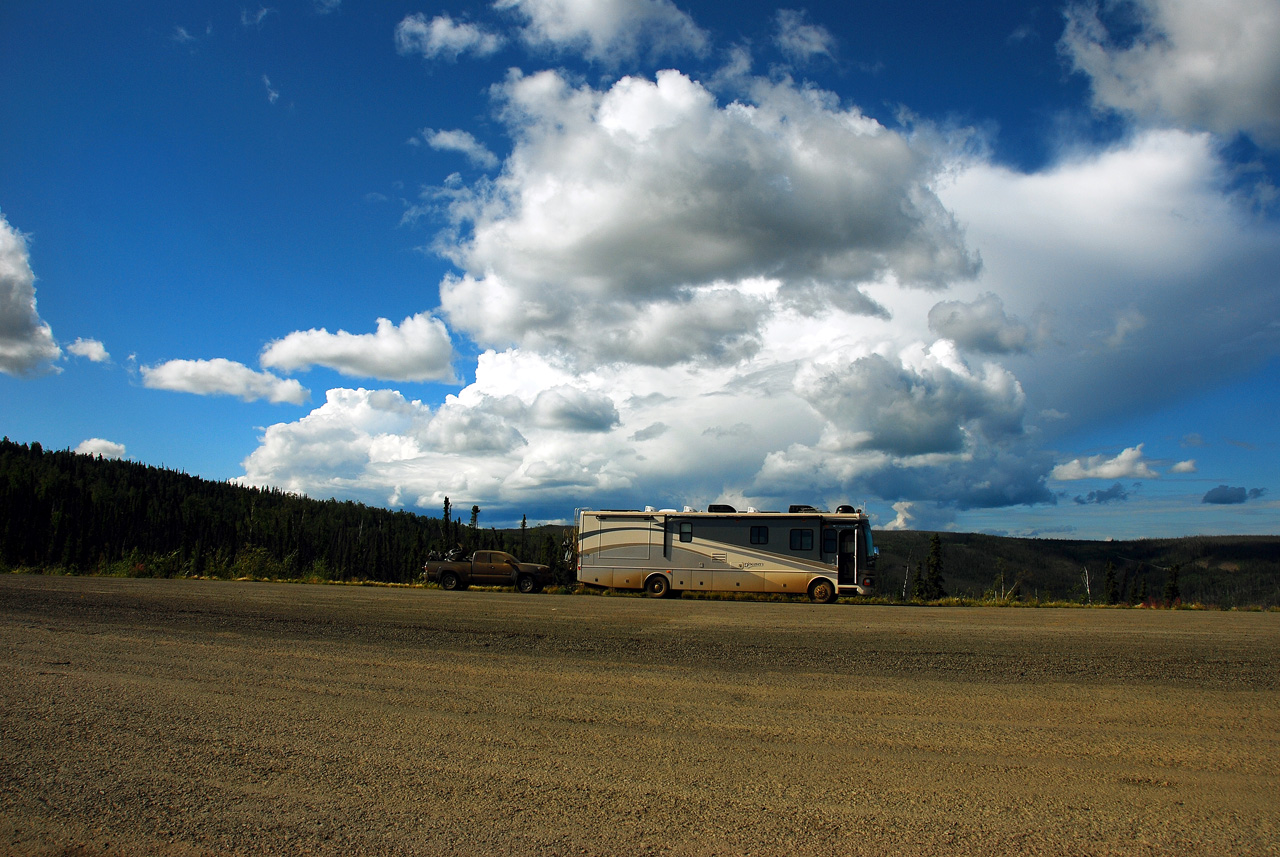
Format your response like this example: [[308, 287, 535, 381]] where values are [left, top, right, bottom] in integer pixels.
[[809, 579, 836, 604], [644, 574, 670, 598]]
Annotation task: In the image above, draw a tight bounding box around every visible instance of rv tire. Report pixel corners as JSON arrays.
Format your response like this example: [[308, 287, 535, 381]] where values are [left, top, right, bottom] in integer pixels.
[[809, 578, 836, 604], [644, 574, 671, 598]]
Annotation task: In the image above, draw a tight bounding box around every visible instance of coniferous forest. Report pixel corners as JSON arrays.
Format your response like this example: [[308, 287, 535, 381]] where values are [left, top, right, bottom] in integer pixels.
[[0, 438, 573, 585]]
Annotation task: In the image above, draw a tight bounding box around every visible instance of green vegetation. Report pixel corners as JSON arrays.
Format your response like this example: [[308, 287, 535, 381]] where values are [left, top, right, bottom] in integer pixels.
[[0, 438, 572, 585]]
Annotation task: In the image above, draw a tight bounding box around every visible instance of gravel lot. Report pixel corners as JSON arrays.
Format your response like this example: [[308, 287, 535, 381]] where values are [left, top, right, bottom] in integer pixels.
[[2, 574, 1277, 856]]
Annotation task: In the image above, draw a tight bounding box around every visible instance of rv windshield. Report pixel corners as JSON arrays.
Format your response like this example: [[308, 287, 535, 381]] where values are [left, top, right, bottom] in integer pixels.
[[864, 523, 876, 557]]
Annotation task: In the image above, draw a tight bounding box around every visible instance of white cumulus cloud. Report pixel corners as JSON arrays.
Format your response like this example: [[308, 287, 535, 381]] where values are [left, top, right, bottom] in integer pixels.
[[435, 68, 978, 367], [141, 358, 309, 404], [0, 212, 61, 376], [75, 438, 126, 459], [1051, 444, 1159, 481], [1061, 0, 1280, 145], [495, 0, 707, 62], [67, 337, 111, 363], [261, 313, 455, 383]]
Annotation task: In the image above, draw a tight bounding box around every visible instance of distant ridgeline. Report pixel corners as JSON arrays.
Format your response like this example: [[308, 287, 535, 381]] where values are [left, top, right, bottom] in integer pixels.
[[871, 530, 1280, 608], [0, 439, 570, 584]]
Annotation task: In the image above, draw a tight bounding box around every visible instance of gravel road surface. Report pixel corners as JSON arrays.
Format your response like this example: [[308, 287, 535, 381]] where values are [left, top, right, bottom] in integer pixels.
[[2, 575, 1277, 856]]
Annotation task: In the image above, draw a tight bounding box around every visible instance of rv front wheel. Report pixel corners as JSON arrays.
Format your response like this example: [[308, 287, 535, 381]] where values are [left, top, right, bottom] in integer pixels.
[[809, 579, 836, 604], [644, 574, 670, 598]]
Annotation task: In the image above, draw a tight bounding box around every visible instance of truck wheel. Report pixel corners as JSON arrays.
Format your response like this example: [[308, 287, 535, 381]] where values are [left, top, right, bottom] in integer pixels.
[[517, 574, 536, 594], [440, 571, 460, 591], [644, 575, 670, 598], [809, 579, 836, 604]]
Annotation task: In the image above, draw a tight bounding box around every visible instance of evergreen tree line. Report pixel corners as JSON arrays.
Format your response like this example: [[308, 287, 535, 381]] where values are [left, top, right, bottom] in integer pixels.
[[874, 530, 1280, 607], [0, 439, 571, 584]]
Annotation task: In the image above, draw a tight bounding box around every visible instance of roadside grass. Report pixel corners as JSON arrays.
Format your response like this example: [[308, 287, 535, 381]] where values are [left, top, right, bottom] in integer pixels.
[[4, 564, 1276, 610]]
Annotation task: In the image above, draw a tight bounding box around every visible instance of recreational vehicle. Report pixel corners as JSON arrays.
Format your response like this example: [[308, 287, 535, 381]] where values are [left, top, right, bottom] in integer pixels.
[[576, 504, 877, 602]]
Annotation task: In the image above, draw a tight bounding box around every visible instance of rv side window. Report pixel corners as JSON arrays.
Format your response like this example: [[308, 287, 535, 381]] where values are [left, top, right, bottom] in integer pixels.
[[679, 522, 693, 542], [789, 529, 813, 551], [750, 526, 768, 545], [822, 529, 837, 554]]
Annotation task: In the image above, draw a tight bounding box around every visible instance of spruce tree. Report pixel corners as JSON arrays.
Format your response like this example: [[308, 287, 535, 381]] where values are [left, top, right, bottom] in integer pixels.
[[925, 534, 946, 600], [1104, 561, 1119, 605], [1164, 564, 1181, 606]]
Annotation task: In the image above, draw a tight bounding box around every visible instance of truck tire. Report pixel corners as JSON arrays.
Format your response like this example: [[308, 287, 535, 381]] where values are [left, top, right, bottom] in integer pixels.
[[517, 574, 537, 594], [808, 578, 836, 604], [644, 574, 670, 598], [440, 571, 461, 591]]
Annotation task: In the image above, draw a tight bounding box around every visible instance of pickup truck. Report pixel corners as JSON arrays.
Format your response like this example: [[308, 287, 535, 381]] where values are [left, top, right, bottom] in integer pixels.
[[423, 550, 553, 593]]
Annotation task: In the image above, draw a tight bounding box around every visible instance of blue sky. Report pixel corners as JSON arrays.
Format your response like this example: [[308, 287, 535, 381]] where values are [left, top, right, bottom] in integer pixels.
[[3, 0, 1278, 538]]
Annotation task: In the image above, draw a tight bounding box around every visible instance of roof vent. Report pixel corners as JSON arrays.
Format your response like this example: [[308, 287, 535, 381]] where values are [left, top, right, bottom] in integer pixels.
[[836, 504, 855, 514], [707, 504, 736, 513], [788, 504, 821, 513], [682, 506, 698, 513]]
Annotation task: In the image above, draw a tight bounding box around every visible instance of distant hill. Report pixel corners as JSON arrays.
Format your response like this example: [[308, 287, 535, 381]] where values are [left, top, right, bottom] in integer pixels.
[[2, 438, 1276, 605], [872, 530, 1280, 608]]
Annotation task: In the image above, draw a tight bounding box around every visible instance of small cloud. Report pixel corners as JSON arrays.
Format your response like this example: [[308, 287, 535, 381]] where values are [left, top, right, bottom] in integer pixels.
[[173, 25, 196, 43], [420, 128, 499, 169], [883, 501, 916, 531], [630, 422, 669, 442], [1170, 459, 1197, 474], [1073, 481, 1129, 504], [75, 438, 126, 460], [1105, 308, 1146, 348], [1007, 24, 1038, 44], [395, 13, 504, 61], [1051, 444, 1158, 481], [263, 75, 279, 104], [67, 338, 111, 363], [1182, 432, 1206, 447], [241, 7, 274, 28], [261, 313, 455, 383], [702, 423, 751, 439], [928, 292, 1033, 354], [529, 386, 618, 432], [1202, 485, 1268, 505], [314, 0, 340, 13], [141, 358, 309, 404], [775, 9, 836, 63]]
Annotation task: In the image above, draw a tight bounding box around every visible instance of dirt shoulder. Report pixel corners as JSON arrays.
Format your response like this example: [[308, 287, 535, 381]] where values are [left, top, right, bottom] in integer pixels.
[[2, 575, 1277, 856]]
